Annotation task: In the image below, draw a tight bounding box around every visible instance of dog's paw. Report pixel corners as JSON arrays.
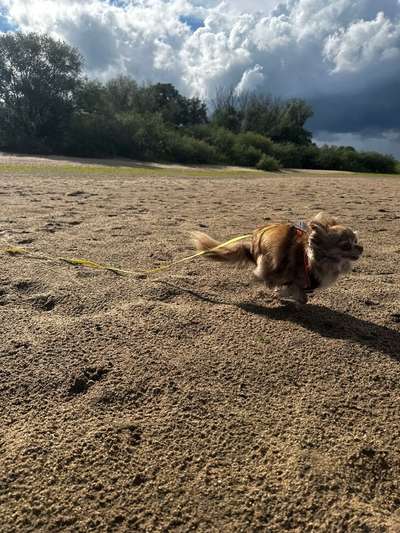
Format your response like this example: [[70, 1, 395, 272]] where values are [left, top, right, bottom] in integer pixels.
[[278, 297, 306, 309], [274, 285, 308, 306]]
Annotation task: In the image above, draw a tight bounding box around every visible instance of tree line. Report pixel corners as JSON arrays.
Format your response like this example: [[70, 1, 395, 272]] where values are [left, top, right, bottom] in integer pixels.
[[0, 32, 397, 173]]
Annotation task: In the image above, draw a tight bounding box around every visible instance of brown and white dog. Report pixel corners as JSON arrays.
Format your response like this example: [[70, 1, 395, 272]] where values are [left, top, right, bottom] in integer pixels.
[[191, 212, 363, 305]]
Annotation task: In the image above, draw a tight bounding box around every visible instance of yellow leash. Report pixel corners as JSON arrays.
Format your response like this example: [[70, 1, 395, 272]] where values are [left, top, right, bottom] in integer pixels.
[[0, 234, 252, 277]]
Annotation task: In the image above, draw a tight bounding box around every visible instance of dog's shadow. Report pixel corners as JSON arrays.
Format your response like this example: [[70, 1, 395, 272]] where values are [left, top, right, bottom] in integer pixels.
[[238, 302, 400, 362], [159, 282, 400, 362]]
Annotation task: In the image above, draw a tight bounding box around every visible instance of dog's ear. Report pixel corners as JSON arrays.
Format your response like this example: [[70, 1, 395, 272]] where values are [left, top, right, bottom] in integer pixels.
[[309, 220, 329, 246], [309, 221, 327, 233], [311, 212, 337, 228]]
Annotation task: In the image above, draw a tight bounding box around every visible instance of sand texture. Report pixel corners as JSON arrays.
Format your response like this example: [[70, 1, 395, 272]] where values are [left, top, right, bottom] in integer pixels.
[[1, 156, 400, 531]]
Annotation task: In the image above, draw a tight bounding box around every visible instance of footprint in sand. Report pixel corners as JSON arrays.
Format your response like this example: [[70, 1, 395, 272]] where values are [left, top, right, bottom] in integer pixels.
[[17, 237, 35, 245], [41, 219, 82, 233], [42, 220, 64, 233], [13, 280, 44, 293], [7, 280, 60, 312], [67, 366, 110, 396], [29, 293, 58, 311], [66, 190, 95, 199], [0, 283, 11, 306]]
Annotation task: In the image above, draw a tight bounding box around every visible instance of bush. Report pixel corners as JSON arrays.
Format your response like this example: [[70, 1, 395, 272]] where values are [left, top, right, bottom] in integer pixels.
[[189, 124, 235, 163], [208, 127, 237, 160], [256, 154, 281, 171], [270, 143, 302, 168], [236, 132, 274, 155], [270, 143, 315, 168], [191, 125, 273, 166], [116, 112, 168, 160], [65, 113, 121, 157], [356, 151, 397, 173], [314, 145, 396, 173], [164, 133, 221, 164], [232, 143, 263, 167], [297, 144, 320, 169], [314, 145, 341, 170]]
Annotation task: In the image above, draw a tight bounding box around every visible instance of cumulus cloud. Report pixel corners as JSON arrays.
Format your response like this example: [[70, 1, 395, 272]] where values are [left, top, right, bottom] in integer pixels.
[[192, 0, 280, 14], [324, 11, 400, 73], [235, 64, 265, 94], [1, 0, 193, 81], [1, 0, 399, 156]]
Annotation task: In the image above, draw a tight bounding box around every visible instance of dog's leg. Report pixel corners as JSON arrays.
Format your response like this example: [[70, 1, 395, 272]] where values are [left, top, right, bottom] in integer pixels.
[[274, 284, 308, 306], [253, 255, 270, 281]]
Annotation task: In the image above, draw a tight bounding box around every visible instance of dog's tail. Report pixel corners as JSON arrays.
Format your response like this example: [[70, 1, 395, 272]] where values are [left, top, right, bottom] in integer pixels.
[[190, 231, 255, 266]]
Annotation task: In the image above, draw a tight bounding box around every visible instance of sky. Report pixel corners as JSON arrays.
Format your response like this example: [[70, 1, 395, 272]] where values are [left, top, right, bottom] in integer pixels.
[[1, 0, 399, 157]]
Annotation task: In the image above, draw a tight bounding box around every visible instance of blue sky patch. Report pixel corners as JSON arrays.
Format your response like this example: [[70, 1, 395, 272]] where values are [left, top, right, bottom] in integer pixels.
[[107, 0, 133, 6], [0, 8, 17, 32], [179, 15, 204, 32]]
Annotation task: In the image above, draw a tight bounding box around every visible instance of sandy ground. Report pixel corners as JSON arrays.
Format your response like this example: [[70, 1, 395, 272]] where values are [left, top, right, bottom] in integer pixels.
[[0, 156, 400, 532]]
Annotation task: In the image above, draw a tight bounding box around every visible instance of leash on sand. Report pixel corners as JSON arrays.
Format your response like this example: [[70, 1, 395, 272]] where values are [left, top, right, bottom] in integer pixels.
[[0, 234, 252, 277]]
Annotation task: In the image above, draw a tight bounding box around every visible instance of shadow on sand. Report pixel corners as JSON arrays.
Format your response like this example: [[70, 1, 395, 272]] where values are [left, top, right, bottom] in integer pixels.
[[238, 302, 400, 362], [160, 281, 400, 362]]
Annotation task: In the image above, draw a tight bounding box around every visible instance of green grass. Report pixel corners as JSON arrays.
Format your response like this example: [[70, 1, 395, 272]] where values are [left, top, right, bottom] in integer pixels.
[[0, 160, 399, 179], [0, 162, 273, 179]]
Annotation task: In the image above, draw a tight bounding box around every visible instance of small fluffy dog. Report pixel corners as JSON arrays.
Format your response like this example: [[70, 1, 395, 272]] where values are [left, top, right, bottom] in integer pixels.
[[191, 212, 363, 305]]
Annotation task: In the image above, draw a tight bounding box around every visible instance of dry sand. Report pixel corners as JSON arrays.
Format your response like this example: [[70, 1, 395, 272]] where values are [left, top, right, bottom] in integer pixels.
[[0, 156, 399, 531]]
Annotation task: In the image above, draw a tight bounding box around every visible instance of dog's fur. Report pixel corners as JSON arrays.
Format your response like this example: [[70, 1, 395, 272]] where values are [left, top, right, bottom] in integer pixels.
[[191, 212, 363, 305]]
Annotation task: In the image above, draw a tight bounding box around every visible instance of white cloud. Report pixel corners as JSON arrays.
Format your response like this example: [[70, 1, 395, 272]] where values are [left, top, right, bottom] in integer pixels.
[[191, 0, 280, 14], [2, 0, 193, 81], [235, 64, 265, 94], [324, 11, 400, 73], [224, 0, 280, 14]]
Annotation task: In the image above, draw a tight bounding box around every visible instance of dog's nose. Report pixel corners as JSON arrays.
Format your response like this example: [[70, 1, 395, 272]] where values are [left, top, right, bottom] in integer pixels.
[[355, 244, 363, 254]]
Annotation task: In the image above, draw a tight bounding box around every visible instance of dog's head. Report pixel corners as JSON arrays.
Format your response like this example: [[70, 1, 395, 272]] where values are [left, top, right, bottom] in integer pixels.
[[308, 212, 363, 263]]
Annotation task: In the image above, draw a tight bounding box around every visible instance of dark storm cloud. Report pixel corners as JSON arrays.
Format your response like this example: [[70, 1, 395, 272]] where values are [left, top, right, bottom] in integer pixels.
[[308, 79, 400, 134]]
